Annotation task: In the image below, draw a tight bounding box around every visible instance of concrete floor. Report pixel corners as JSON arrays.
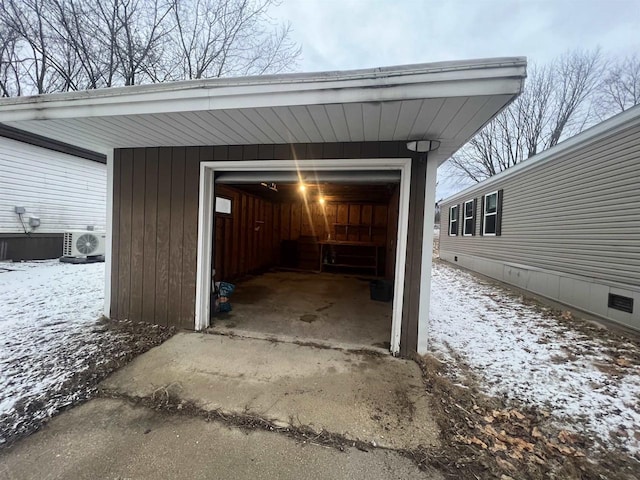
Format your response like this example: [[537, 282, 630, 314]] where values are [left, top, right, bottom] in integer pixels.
[[0, 398, 441, 480], [101, 333, 439, 451], [211, 271, 392, 349]]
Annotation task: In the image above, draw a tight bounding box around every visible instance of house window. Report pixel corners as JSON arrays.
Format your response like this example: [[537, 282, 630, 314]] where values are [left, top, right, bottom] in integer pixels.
[[463, 199, 475, 236], [449, 205, 459, 236], [215, 196, 232, 215], [482, 191, 500, 235]]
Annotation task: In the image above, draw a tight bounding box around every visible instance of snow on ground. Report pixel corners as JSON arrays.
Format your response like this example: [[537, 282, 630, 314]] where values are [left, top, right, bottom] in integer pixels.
[[429, 260, 640, 455], [0, 260, 105, 443]]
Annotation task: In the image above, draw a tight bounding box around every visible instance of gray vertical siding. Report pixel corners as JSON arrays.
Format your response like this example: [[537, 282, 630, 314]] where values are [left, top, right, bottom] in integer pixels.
[[439, 116, 640, 329]]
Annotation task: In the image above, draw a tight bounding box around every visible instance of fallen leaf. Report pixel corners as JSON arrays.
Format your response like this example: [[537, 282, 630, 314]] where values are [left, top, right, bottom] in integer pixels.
[[547, 441, 576, 456], [508, 449, 524, 460], [508, 436, 535, 452], [481, 424, 500, 437], [484, 415, 494, 423], [496, 457, 516, 472], [510, 410, 526, 420], [558, 430, 577, 444], [491, 439, 508, 452], [531, 426, 543, 439], [615, 357, 632, 367], [469, 436, 488, 449], [530, 453, 546, 465]]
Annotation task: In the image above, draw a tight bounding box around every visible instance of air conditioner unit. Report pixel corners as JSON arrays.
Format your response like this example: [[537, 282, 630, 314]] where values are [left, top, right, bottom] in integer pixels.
[[62, 230, 106, 258]]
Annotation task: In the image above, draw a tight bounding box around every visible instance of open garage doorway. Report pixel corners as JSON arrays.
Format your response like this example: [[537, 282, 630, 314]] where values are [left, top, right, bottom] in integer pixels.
[[195, 159, 412, 355]]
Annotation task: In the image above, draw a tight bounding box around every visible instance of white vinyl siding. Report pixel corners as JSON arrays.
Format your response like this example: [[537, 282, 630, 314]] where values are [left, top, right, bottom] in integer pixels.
[[439, 120, 640, 289], [0, 136, 106, 234]]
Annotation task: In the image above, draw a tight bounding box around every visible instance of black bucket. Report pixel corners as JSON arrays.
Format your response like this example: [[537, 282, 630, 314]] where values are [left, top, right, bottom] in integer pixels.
[[370, 279, 393, 302]]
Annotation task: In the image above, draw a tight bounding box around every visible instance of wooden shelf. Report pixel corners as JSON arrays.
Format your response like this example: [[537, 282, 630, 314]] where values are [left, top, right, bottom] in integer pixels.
[[320, 242, 381, 274], [322, 263, 377, 269]]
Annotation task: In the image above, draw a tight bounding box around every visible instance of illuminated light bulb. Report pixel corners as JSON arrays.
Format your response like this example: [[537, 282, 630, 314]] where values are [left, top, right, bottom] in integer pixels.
[[319, 197, 325, 205], [299, 184, 306, 192]]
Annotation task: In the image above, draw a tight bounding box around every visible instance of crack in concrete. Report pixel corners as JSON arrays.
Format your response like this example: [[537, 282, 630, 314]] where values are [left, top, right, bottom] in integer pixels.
[[96, 388, 432, 472]]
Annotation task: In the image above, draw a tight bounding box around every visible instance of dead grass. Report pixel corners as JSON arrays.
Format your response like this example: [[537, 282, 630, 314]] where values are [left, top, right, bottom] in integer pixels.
[[414, 354, 640, 479]]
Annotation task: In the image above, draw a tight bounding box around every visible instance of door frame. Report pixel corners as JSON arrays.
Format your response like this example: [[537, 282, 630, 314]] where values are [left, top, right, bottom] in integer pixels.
[[194, 158, 412, 355]]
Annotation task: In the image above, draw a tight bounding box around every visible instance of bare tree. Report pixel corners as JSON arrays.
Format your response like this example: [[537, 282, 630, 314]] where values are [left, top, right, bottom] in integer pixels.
[[449, 49, 605, 183], [0, 0, 300, 96], [167, 0, 299, 81], [597, 54, 640, 116], [0, 24, 22, 96]]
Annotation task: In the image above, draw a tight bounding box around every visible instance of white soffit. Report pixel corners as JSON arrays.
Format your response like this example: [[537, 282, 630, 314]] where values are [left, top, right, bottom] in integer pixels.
[[0, 58, 526, 164]]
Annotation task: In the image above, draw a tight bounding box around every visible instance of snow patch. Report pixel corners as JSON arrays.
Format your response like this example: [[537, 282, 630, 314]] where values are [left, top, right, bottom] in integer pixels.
[[429, 261, 640, 455]]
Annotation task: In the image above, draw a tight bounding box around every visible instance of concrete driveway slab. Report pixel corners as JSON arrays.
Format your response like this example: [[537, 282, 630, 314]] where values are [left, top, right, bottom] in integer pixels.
[[100, 333, 439, 450], [0, 398, 441, 480]]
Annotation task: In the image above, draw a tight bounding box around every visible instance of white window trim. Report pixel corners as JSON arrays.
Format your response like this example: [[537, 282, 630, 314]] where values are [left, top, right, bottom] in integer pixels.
[[463, 199, 474, 236], [449, 205, 458, 236], [483, 190, 498, 236]]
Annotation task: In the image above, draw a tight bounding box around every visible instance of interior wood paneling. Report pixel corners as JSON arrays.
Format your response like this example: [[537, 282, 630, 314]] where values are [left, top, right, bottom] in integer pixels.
[[213, 184, 281, 282]]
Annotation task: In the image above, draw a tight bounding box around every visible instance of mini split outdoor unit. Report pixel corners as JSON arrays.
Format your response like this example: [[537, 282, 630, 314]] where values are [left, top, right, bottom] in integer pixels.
[[61, 230, 106, 263]]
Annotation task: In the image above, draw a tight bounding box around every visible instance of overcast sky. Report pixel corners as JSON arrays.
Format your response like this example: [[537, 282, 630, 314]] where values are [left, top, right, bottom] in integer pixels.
[[271, 0, 640, 198]]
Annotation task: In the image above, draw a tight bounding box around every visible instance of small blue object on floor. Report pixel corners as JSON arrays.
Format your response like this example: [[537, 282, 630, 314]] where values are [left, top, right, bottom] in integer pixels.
[[214, 281, 236, 313]]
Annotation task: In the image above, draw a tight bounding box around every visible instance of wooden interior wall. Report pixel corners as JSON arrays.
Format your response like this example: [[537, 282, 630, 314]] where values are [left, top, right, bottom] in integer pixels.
[[278, 201, 388, 244], [111, 141, 416, 335], [214, 184, 280, 282]]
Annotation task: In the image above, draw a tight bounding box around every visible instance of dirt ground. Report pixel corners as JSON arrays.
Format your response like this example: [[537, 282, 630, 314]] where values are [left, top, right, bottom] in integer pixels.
[[0, 318, 175, 448], [416, 353, 640, 479]]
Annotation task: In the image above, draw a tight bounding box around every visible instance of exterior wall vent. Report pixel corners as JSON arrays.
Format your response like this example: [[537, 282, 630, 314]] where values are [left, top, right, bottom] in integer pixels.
[[608, 293, 634, 314]]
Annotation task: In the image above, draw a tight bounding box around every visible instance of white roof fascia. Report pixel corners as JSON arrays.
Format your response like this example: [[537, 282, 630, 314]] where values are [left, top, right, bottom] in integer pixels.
[[0, 58, 526, 122], [441, 103, 640, 205]]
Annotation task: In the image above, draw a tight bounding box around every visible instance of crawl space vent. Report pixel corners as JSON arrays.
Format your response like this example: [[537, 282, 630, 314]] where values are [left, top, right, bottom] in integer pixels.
[[608, 293, 634, 314]]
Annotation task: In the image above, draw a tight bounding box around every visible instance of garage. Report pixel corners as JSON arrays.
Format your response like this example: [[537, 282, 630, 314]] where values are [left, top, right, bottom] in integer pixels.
[[0, 58, 527, 357], [209, 168, 405, 350]]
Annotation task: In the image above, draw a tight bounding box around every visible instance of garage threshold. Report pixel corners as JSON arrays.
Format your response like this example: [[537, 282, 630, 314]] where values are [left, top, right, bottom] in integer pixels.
[[208, 271, 393, 353]]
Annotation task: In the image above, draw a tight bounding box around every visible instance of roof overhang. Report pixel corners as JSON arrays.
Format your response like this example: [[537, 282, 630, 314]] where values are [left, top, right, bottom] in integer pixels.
[[0, 57, 527, 165]]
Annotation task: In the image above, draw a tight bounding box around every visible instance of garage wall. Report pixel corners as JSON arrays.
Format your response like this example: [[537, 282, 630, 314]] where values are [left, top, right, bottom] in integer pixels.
[[214, 184, 280, 282], [278, 202, 388, 244], [111, 141, 410, 330]]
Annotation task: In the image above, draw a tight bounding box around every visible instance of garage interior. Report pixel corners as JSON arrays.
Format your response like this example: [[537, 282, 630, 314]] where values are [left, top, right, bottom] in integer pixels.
[[209, 170, 401, 349]]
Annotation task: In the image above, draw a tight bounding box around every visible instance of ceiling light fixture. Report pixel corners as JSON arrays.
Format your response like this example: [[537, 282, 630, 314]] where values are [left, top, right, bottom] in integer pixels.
[[406, 140, 441, 152], [299, 183, 306, 193]]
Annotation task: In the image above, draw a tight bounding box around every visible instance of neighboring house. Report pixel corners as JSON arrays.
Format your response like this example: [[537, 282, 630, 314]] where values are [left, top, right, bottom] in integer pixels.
[[439, 105, 640, 331], [0, 58, 527, 357], [0, 124, 106, 261]]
